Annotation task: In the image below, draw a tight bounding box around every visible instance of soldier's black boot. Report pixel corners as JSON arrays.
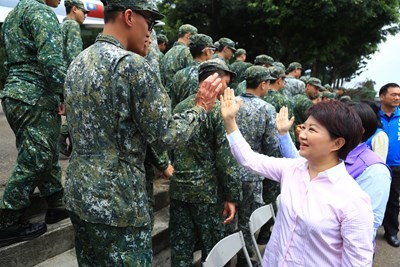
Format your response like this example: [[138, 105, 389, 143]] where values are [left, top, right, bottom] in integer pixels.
[[58, 133, 71, 157], [45, 190, 69, 224], [0, 208, 46, 247]]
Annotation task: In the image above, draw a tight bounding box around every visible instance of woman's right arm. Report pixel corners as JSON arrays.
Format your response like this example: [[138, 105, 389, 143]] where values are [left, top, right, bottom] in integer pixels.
[[227, 129, 286, 182], [221, 88, 288, 182]]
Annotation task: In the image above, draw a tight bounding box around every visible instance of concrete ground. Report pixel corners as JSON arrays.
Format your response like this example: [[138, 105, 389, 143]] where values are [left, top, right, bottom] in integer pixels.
[[1, 103, 400, 266]]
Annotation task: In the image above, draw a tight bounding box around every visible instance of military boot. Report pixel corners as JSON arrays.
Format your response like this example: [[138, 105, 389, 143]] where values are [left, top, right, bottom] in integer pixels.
[[45, 190, 69, 224], [0, 208, 46, 247]]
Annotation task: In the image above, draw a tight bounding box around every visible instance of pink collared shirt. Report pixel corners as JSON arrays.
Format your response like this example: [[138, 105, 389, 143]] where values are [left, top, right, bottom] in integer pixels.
[[227, 130, 374, 267]]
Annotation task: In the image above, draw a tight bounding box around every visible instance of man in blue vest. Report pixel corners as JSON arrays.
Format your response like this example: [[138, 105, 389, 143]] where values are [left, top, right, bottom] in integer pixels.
[[379, 83, 400, 247]]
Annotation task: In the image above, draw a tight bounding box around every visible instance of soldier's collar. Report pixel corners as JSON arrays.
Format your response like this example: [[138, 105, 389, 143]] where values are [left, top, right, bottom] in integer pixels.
[[95, 34, 125, 50]]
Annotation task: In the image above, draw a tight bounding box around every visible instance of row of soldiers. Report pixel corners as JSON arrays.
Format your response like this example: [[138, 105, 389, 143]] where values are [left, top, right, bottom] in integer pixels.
[[0, 1, 352, 266], [145, 23, 350, 266]]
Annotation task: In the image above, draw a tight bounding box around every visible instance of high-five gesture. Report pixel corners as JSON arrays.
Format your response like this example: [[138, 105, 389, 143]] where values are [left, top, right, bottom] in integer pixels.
[[220, 88, 242, 134]]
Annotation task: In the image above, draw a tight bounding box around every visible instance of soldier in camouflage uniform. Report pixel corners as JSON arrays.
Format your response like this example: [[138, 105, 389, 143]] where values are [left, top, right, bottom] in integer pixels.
[[61, 0, 88, 66], [169, 59, 242, 266], [263, 66, 295, 140], [230, 48, 252, 90], [321, 91, 336, 102], [234, 66, 280, 266], [160, 24, 198, 88], [63, 1, 222, 265], [213, 37, 236, 64], [233, 48, 246, 62], [273, 61, 286, 72], [282, 62, 305, 98], [233, 55, 274, 99], [254, 54, 274, 68], [292, 77, 324, 127], [157, 33, 168, 62], [0, 0, 68, 246], [59, 0, 89, 157], [168, 34, 215, 109]]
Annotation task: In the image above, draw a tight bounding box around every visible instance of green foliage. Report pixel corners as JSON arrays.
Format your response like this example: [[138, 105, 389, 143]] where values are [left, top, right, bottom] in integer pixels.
[[158, 0, 400, 85], [345, 79, 377, 101]]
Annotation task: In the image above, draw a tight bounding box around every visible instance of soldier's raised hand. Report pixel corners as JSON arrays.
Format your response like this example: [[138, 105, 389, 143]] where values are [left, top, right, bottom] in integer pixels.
[[195, 73, 222, 112]]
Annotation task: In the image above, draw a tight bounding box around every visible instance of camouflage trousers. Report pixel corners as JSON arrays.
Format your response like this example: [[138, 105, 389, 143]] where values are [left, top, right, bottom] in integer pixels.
[[169, 199, 226, 267], [237, 181, 263, 260], [262, 179, 280, 211], [69, 212, 152, 267], [0, 98, 63, 211]]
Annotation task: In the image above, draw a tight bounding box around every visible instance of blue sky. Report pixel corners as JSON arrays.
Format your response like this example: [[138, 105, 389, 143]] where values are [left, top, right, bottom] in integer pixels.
[[345, 32, 400, 92]]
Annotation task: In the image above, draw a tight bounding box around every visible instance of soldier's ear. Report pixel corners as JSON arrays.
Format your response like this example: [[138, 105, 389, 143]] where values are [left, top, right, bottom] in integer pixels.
[[124, 9, 134, 26]]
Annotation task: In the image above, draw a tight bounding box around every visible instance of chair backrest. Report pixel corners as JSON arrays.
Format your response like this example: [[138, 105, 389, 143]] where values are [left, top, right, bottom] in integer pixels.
[[202, 230, 252, 267], [249, 203, 275, 236], [249, 203, 276, 263]]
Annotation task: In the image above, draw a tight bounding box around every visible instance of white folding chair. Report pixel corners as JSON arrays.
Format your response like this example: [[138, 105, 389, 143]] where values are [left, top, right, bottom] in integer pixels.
[[249, 203, 276, 263], [202, 230, 252, 267]]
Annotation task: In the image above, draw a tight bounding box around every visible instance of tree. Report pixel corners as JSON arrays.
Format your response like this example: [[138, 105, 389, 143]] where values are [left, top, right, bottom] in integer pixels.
[[158, 0, 400, 84]]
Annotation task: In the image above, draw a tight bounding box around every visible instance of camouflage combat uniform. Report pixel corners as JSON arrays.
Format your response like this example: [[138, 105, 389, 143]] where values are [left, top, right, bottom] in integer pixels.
[[235, 80, 247, 96], [144, 29, 167, 229], [160, 41, 193, 89], [145, 29, 161, 81], [61, 17, 83, 66], [229, 61, 252, 89], [235, 92, 280, 259], [60, 16, 84, 150], [212, 53, 229, 64], [168, 62, 200, 109], [170, 95, 242, 266], [292, 93, 313, 127], [0, 0, 66, 225], [64, 34, 207, 266], [282, 76, 305, 98]]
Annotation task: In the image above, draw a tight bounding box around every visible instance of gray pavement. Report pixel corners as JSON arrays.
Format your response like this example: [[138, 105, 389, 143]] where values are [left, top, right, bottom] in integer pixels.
[[1, 103, 400, 266]]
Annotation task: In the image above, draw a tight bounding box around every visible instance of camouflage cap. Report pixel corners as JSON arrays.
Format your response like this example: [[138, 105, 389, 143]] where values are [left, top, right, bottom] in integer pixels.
[[218, 37, 236, 51], [235, 48, 246, 57], [244, 66, 273, 83], [198, 58, 236, 79], [307, 77, 325, 90], [157, 34, 168, 43], [101, 0, 165, 20], [322, 91, 336, 100], [269, 66, 286, 80], [254, 54, 274, 66], [272, 61, 286, 72], [65, 0, 88, 12], [339, 95, 352, 102], [189, 34, 214, 48], [299, 76, 309, 84], [178, 24, 198, 35], [286, 62, 302, 73]]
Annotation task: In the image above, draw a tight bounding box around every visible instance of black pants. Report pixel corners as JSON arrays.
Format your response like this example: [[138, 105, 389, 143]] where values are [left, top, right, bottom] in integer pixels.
[[383, 166, 400, 236]]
